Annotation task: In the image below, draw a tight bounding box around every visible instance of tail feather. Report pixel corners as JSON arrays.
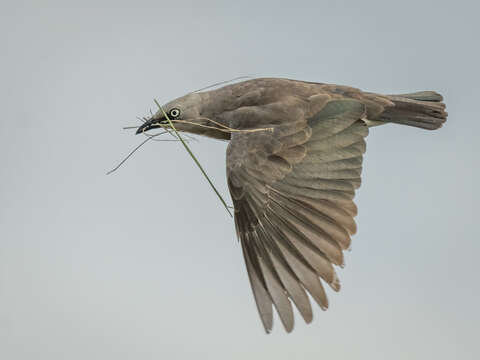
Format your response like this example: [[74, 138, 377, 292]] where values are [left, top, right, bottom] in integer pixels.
[[393, 91, 444, 102], [376, 91, 447, 130]]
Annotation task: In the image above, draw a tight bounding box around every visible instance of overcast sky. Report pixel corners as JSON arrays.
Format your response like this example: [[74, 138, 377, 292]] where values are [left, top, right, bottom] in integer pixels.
[[1, 0, 479, 359]]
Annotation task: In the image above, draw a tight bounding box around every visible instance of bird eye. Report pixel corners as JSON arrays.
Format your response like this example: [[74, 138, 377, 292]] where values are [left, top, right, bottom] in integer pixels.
[[169, 108, 180, 118]]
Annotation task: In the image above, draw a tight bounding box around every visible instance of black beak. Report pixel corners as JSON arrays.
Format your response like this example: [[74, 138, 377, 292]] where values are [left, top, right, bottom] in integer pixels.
[[135, 117, 164, 134]]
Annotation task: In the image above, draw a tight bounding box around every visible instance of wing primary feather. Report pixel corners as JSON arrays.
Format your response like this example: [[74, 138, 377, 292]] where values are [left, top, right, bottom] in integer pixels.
[[240, 231, 273, 333], [269, 189, 352, 250], [292, 195, 358, 225], [266, 196, 344, 265], [249, 230, 295, 332], [263, 216, 341, 291], [261, 218, 329, 309], [256, 223, 314, 323]]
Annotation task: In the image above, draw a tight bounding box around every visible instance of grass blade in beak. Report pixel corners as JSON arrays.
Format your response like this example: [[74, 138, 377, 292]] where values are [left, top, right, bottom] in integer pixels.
[[154, 99, 232, 218]]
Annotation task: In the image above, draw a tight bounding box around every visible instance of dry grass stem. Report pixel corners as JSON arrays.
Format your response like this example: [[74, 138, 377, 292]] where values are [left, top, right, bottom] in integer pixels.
[[154, 99, 233, 217]]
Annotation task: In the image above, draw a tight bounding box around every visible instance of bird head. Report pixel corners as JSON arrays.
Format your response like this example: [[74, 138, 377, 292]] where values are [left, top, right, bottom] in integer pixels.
[[136, 92, 230, 140]]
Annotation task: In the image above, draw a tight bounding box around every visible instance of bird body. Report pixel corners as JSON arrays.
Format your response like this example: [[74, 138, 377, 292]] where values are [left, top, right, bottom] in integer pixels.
[[136, 78, 447, 333]]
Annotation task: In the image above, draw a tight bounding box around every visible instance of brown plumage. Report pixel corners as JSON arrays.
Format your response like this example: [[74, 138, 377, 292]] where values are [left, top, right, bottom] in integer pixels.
[[137, 78, 447, 333]]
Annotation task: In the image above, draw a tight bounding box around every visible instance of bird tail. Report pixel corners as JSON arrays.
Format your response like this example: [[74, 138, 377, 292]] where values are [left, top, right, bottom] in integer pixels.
[[376, 91, 447, 130]]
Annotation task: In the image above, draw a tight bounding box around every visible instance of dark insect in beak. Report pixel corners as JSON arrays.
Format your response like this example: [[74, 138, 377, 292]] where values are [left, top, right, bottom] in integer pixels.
[[135, 116, 167, 134]]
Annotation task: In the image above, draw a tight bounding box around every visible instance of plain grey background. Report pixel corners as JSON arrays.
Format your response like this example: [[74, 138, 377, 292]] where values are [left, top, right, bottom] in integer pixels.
[[1, 0, 478, 359]]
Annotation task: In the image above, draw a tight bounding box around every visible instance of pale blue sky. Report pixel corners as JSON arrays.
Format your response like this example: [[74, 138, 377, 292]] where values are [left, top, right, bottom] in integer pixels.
[[1, 0, 479, 359]]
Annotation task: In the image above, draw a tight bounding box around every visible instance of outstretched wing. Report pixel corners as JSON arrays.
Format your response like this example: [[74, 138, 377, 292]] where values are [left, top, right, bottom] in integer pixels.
[[227, 95, 368, 333]]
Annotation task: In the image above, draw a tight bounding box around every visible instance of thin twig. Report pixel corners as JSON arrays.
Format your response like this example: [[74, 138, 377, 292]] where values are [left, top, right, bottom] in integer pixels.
[[106, 131, 167, 175], [146, 132, 187, 142], [192, 76, 254, 93], [170, 119, 273, 134], [122, 125, 183, 142], [159, 123, 181, 140]]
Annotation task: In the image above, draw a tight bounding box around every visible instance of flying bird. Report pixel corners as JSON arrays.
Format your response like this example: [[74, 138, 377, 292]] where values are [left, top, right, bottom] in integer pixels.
[[136, 78, 447, 333]]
